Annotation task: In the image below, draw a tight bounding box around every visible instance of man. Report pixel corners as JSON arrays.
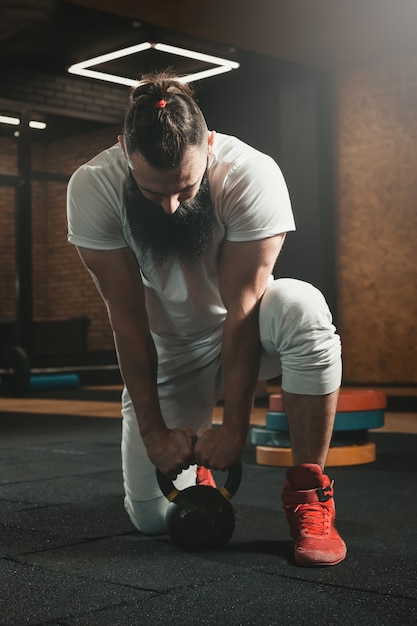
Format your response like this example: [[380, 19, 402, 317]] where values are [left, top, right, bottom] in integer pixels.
[[67, 71, 346, 567]]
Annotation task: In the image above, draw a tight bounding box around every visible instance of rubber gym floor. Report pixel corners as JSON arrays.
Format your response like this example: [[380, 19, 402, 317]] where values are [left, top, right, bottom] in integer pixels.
[[1, 384, 416, 626]]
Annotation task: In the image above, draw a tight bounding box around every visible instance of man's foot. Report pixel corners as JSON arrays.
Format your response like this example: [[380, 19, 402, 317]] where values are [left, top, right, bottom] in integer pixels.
[[196, 466, 216, 488], [281, 463, 347, 567]]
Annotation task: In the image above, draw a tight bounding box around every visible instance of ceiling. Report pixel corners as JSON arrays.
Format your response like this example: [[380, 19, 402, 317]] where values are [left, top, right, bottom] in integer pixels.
[[0, 0, 416, 141], [1, 0, 417, 74], [74, 0, 417, 70]]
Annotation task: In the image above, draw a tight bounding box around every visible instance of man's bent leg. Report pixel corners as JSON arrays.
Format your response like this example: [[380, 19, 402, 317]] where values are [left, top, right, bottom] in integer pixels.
[[259, 279, 346, 566], [121, 357, 222, 535], [121, 389, 197, 534], [282, 390, 339, 469]]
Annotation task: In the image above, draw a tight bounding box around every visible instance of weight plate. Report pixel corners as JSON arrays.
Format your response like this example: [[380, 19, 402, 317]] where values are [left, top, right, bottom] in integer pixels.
[[250, 427, 292, 448], [266, 409, 385, 432], [269, 389, 387, 412], [0, 346, 30, 397], [28, 373, 80, 391], [256, 442, 376, 467], [334, 409, 385, 430], [265, 412, 289, 431], [251, 426, 368, 448]]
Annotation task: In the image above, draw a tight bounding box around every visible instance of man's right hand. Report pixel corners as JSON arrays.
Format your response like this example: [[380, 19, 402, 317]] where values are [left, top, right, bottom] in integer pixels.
[[143, 426, 197, 480]]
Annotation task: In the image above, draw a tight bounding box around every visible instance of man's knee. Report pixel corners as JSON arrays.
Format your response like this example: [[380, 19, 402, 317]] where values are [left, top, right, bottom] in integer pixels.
[[262, 278, 332, 322], [260, 279, 337, 348], [259, 279, 341, 395], [124, 495, 168, 535], [123, 466, 198, 535]]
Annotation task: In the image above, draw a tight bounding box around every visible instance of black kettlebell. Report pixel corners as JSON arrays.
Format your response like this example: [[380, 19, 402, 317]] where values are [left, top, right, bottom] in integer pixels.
[[156, 461, 242, 550]]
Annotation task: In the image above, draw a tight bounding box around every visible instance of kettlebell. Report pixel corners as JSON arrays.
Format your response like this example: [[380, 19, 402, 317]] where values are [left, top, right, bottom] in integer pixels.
[[156, 461, 242, 550]]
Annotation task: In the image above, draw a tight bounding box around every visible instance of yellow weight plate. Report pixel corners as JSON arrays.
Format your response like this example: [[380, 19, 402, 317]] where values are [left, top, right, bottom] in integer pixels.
[[256, 442, 376, 467]]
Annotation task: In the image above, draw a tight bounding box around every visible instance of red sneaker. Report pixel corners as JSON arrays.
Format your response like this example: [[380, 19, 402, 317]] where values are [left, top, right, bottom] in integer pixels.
[[281, 463, 347, 567], [196, 466, 216, 488]]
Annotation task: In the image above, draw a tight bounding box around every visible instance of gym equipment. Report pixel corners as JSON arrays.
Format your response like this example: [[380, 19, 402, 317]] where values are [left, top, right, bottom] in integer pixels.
[[156, 461, 242, 550], [250, 426, 369, 448], [256, 442, 376, 467], [269, 389, 387, 412], [265, 409, 385, 432], [0, 345, 117, 396], [0, 371, 81, 394], [28, 373, 80, 391], [0, 346, 30, 396], [254, 388, 387, 467]]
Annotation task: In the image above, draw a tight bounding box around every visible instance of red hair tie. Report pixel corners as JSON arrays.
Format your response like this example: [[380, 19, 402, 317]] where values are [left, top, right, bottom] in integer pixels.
[[155, 99, 167, 109]]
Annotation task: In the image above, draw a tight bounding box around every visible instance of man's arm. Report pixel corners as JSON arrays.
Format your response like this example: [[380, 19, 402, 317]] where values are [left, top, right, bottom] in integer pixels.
[[76, 246, 196, 478], [194, 233, 286, 470]]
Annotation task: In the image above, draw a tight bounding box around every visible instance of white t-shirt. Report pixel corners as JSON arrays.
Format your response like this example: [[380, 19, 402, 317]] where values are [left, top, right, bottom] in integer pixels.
[[67, 133, 295, 380]]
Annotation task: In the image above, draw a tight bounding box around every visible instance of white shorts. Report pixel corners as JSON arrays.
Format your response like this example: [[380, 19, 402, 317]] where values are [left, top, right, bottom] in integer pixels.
[[121, 278, 342, 534]]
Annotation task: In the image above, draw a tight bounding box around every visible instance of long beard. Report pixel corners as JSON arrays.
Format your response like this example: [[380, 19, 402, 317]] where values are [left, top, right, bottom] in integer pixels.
[[123, 171, 214, 266]]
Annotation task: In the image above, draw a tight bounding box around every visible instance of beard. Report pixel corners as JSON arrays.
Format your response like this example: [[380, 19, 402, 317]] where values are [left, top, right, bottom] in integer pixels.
[[123, 171, 214, 266]]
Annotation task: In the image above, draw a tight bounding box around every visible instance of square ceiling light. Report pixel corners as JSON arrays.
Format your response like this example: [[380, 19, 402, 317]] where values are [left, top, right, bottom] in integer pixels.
[[68, 42, 240, 85]]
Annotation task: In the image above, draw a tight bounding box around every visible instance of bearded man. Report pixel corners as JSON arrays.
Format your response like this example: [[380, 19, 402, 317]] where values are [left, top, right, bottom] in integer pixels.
[[66, 71, 346, 567]]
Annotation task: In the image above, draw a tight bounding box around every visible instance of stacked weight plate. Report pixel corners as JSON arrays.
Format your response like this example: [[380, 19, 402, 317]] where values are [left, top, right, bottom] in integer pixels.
[[252, 389, 387, 467]]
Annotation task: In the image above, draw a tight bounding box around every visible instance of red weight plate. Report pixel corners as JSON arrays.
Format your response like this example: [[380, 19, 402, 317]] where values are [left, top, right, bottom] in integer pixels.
[[269, 389, 387, 412]]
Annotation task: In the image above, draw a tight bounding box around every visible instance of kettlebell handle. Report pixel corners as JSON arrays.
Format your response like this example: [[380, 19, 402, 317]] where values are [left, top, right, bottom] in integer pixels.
[[156, 460, 242, 503]]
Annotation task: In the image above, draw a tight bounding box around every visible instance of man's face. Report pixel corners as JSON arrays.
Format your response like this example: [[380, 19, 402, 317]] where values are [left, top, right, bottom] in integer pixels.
[[122, 144, 214, 265], [128, 145, 208, 215]]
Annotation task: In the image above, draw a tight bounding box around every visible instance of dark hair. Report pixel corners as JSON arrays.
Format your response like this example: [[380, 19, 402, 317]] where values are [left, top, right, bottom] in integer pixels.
[[123, 70, 208, 169]]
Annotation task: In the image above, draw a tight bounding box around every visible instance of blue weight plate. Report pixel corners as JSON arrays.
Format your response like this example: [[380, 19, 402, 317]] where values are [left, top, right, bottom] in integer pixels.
[[266, 409, 385, 432], [335, 410, 385, 430], [250, 427, 292, 448], [265, 412, 289, 431], [28, 374, 80, 391]]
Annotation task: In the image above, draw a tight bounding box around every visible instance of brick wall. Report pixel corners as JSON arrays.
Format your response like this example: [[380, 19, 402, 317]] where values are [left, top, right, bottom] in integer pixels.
[[45, 129, 120, 350], [0, 128, 119, 352], [0, 186, 16, 319], [0, 62, 128, 351], [2, 56, 417, 381], [335, 54, 417, 384], [0, 138, 17, 320], [0, 66, 128, 125], [46, 129, 121, 351]]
